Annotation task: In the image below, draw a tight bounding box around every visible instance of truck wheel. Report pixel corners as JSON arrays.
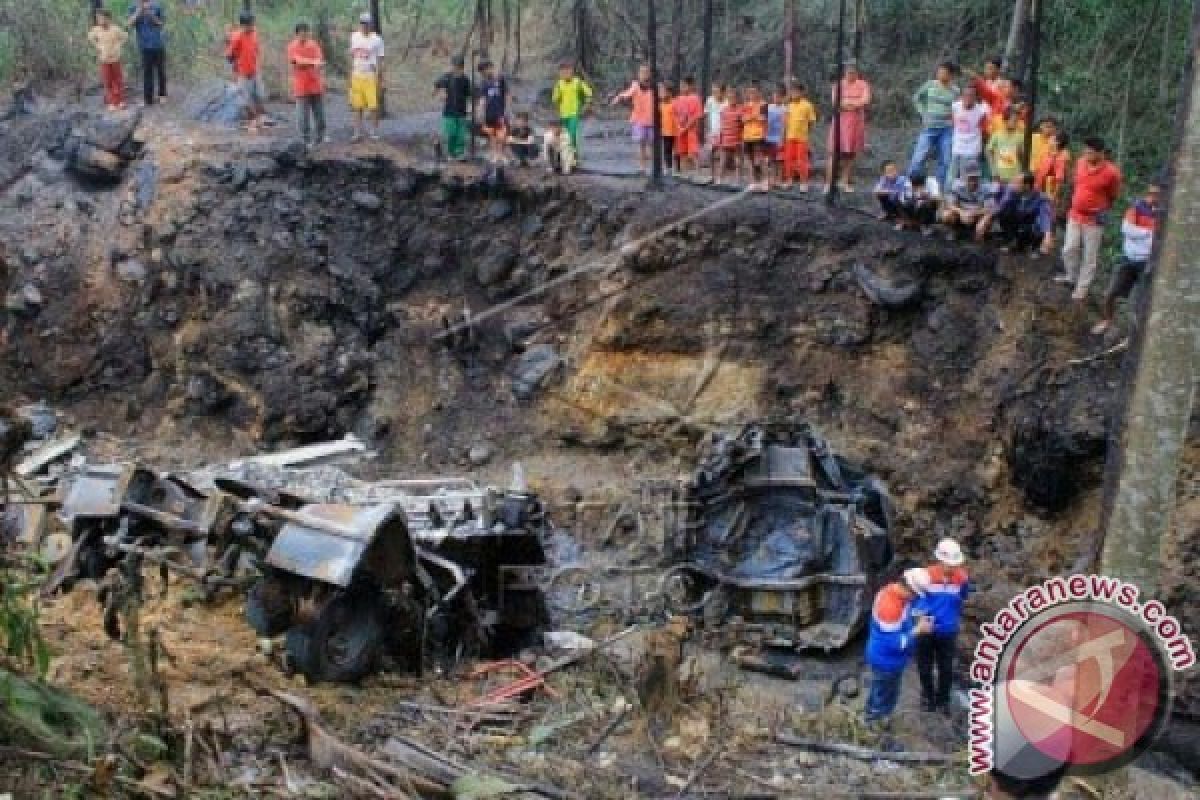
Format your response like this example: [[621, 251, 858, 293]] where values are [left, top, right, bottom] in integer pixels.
[[290, 594, 383, 683], [245, 577, 294, 637]]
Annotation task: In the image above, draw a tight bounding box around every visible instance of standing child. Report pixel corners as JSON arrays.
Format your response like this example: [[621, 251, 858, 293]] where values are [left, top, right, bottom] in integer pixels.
[[766, 85, 788, 188], [986, 109, 1026, 183], [658, 83, 679, 174], [542, 120, 576, 175], [89, 10, 128, 111], [705, 83, 728, 176], [672, 77, 704, 178], [287, 22, 326, 147], [349, 13, 386, 141], [551, 61, 592, 161], [741, 85, 769, 191], [715, 88, 743, 186], [610, 64, 655, 175], [783, 82, 818, 191], [434, 56, 471, 160], [477, 60, 509, 164], [226, 11, 264, 132]]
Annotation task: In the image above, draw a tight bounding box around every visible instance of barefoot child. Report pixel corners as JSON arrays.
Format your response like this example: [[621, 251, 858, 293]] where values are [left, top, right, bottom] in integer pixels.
[[783, 82, 818, 190], [741, 85, 769, 191], [705, 84, 728, 179], [508, 111, 537, 166], [89, 9, 129, 111], [715, 88, 743, 185], [226, 11, 265, 132], [673, 77, 704, 178], [477, 60, 510, 163], [610, 65, 655, 174]]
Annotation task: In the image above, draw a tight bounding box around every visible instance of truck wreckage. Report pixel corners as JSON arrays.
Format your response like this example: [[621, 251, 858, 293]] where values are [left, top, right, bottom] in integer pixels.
[[662, 423, 895, 661], [4, 412, 893, 683]]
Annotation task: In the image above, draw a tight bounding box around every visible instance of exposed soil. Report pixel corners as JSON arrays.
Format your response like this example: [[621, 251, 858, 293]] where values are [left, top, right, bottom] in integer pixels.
[[0, 93, 1196, 796]]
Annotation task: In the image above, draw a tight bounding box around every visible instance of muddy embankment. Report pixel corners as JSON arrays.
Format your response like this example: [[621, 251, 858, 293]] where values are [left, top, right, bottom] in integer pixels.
[[0, 108, 1197, 724]]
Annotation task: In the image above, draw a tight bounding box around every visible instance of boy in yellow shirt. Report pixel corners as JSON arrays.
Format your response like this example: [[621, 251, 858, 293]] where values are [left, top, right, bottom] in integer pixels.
[[783, 82, 818, 190], [551, 61, 593, 162]]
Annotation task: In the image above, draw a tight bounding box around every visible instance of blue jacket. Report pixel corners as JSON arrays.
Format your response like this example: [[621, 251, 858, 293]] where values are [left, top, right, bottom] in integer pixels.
[[865, 583, 917, 673], [129, 3, 166, 51], [993, 186, 1053, 235], [913, 564, 971, 636]]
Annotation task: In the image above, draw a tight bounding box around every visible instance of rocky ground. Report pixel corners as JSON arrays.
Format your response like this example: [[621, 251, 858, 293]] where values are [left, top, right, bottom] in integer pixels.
[[0, 87, 1197, 797]]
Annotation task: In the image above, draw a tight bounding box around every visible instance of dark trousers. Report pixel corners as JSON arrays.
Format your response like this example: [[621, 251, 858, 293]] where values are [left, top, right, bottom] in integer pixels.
[[996, 211, 1043, 250], [662, 135, 676, 168], [916, 633, 956, 708], [865, 668, 904, 722], [296, 95, 326, 144], [511, 142, 537, 164], [141, 48, 166, 105], [877, 194, 901, 218], [899, 197, 938, 226]]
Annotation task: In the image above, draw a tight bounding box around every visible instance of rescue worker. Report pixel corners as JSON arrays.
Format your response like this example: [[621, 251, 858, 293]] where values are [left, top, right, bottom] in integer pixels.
[[864, 568, 932, 726], [913, 538, 971, 713]]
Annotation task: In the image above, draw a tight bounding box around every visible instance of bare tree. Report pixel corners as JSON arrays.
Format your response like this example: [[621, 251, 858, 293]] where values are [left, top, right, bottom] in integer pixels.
[[672, 0, 685, 83], [701, 0, 714, 99], [784, 0, 796, 80], [1002, 0, 1030, 74]]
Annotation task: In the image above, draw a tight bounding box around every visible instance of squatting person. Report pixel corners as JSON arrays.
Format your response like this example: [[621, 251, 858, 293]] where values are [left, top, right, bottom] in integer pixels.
[[864, 568, 932, 726]]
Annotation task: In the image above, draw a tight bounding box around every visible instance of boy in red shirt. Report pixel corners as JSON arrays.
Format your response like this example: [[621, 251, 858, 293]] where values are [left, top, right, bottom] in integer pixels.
[[714, 88, 743, 186], [287, 23, 325, 146], [226, 11, 265, 132], [1059, 137, 1122, 302], [672, 76, 704, 179]]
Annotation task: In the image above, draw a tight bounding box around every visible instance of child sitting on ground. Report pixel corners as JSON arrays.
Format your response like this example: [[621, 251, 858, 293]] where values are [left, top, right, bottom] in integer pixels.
[[543, 120, 576, 175], [873, 160, 907, 220], [896, 172, 941, 234], [508, 111, 537, 166]]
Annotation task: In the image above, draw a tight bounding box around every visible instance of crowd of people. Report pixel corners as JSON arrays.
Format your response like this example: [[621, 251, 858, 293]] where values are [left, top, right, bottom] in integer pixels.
[[84, 8, 1161, 333]]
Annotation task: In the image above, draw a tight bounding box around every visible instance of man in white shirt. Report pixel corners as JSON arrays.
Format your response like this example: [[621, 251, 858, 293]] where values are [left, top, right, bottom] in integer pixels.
[[949, 85, 990, 184], [349, 12, 385, 141], [1092, 182, 1162, 335]]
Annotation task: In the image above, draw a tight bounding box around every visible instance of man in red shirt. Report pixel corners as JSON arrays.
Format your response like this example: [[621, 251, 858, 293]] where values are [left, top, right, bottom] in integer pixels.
[[287, 22, 326, 147], [1059, 137, 1123, 302], [226, 11, 265, 132]]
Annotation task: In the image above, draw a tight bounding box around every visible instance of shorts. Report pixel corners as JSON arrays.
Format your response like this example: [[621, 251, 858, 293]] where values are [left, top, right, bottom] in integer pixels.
[[350, 74, 379, 111], [240, 74, 263, 105], [1107, 257, 1148, 300], [676, 129, 700, 157], [743, 140, 769, 159], [632, 123, 654, 144], [482, 118, 508, 137]]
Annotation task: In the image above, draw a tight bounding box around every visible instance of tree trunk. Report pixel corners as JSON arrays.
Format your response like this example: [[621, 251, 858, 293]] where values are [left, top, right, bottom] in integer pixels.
[[514, 0, 522, 78], [501, 0, 511, 72], [1002, 0, 1030, 74], [783, 0, 795, 81], [649, 0, 664, 187], [1160, 0, 1177, 103], [853, 0, 865, 64], [1099, 0, 1200, 594], [700, 0, 713, 100], [672, 0, 685, 84]]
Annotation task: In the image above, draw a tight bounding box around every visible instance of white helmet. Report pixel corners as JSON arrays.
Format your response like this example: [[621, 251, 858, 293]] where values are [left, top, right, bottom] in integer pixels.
[[934, 538, 965, 567], [903, 567, 930, 596]]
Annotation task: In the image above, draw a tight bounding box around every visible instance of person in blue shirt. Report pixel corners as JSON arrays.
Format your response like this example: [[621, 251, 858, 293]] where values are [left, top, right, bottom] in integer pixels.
[[976, 171, 1056, 256], [864, 568, 932, 726], [912, 538, 971, 713], [873, 160, 908, 221], [127, 0, 166, 106]]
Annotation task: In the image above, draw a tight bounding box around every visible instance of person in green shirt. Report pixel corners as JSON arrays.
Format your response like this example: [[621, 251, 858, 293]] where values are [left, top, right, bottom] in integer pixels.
[[986, 109, 1026, 183], [907, 62, 960, 186], [551, 61, 593, 162]]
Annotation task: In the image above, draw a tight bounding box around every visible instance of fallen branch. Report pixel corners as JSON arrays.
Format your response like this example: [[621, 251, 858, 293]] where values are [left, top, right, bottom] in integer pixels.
[[774, 733, 961, 765]]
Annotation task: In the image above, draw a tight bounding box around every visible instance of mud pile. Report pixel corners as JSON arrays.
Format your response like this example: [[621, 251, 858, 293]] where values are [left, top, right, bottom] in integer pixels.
[[1, 110, 1196, 721]]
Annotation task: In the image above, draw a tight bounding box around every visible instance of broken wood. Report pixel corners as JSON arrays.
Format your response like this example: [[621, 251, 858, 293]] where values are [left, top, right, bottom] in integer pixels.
[[775, 733, 961, 765], [234, 435, 366, 469], [15, 433, 80, 477]]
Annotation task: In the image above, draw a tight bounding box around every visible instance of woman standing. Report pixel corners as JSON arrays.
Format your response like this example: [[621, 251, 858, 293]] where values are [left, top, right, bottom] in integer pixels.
[[826, 64, 871, 192]]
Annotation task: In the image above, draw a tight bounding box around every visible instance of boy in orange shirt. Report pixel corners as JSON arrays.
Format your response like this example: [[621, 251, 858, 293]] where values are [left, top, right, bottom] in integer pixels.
[[226, 11, 265, 132], [659, 83, 679, 174], [783, 82, 818, 191], [741, 85, 768, 191], [672, 76, 704, 179], [610, 64, 655, 175], [287, 22, 326, 146]]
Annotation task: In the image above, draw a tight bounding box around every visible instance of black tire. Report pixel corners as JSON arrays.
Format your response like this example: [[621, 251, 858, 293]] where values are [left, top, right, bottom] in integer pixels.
[[77, 542, 112, 581], [245, 577, 294, 637], [290, 594, 384, 683]]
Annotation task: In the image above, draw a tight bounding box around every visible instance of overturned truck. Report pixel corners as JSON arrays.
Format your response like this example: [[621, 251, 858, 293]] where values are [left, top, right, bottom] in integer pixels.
[[239, 478, 549, 683], [664, 423, 894, 653]]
